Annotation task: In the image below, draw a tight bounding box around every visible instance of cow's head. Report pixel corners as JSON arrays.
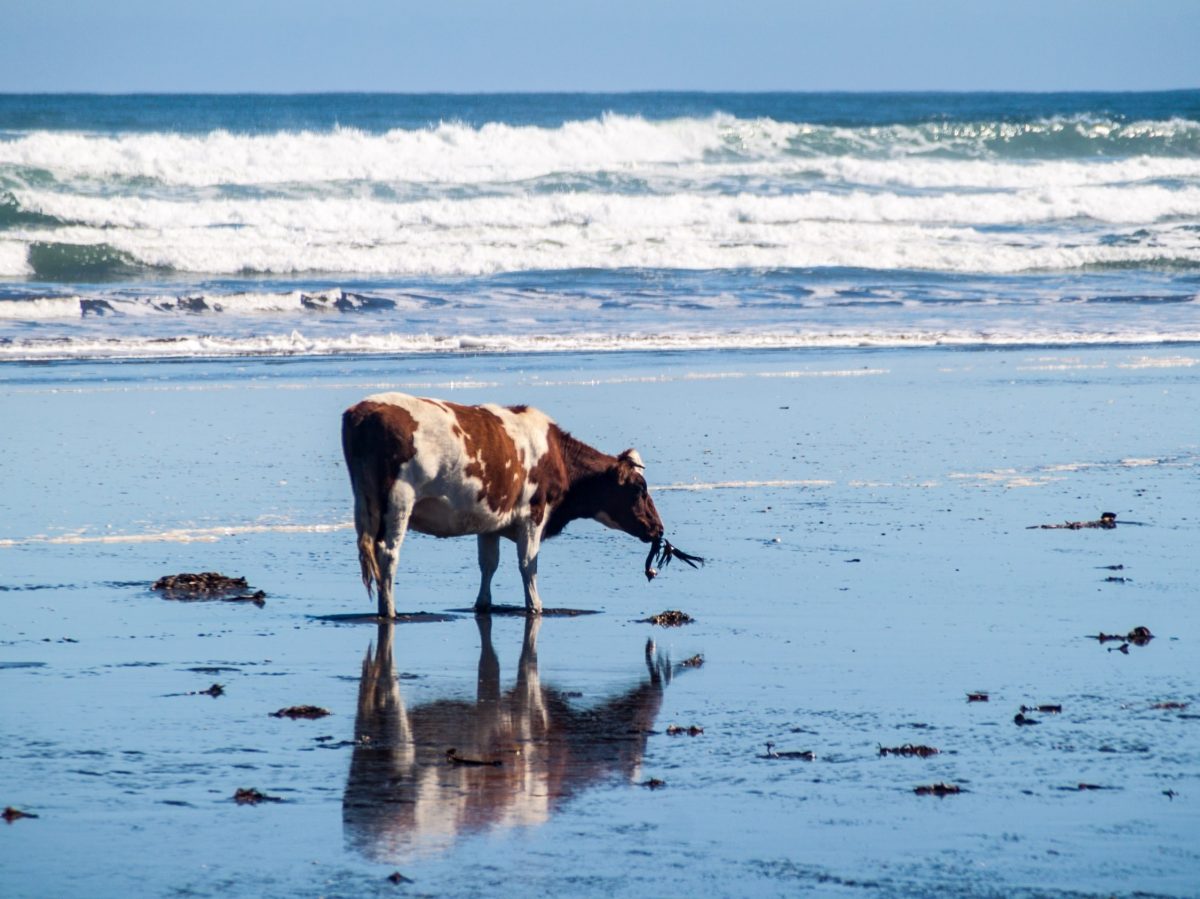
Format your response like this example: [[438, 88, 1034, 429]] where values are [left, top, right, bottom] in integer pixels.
[[593, 449, 665, 546]]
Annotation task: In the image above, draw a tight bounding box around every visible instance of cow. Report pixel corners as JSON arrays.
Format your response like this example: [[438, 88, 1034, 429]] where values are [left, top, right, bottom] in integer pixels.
[[341, 392, 700, 618]]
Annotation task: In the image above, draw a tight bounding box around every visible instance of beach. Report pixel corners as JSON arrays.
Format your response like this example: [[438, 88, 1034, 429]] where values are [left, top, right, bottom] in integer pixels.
[[3, 344, 1198, 897], [3, 90, 1200, 896]]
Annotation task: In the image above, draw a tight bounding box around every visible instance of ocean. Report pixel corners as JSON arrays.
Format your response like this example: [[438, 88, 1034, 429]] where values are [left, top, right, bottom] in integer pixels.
[[2, 91, 1199, 361]]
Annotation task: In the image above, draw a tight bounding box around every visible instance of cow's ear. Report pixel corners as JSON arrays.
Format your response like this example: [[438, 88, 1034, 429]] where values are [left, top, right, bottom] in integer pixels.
[[616, 449, 645, 483]]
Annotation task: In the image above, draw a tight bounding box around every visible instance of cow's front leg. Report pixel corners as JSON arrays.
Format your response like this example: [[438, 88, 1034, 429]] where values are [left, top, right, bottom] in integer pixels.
[[475, 533, 501, 612], [515, 522, 544, 615]]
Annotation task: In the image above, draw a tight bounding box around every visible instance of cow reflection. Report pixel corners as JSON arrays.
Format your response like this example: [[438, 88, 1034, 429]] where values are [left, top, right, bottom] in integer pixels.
[[343, 616, 675, 862]]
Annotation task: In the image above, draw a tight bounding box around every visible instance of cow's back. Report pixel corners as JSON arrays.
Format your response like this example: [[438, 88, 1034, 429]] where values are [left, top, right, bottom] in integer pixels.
[[353, 392, 558, 535]]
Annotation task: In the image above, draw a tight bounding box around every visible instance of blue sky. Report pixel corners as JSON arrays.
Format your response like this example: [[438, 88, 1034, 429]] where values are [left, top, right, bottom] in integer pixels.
[[3, 0, 1198, 93]]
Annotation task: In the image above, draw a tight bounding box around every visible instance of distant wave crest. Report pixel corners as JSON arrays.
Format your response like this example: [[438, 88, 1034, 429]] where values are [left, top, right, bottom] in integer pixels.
[[3, 114, 1200, 187]]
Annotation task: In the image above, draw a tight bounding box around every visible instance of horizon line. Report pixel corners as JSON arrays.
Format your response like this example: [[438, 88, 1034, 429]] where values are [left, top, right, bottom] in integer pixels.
[[3, 87, 1199, 98]]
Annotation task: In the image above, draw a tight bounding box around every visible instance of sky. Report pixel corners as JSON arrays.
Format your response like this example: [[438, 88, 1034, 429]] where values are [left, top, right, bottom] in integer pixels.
[[2, 0, 1198, 93]]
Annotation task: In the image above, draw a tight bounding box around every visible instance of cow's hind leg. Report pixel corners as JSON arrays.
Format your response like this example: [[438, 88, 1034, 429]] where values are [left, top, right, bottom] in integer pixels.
[[375, 483, 414, 620], [475, 533, 501, 613], [515, 523, 544, 615]]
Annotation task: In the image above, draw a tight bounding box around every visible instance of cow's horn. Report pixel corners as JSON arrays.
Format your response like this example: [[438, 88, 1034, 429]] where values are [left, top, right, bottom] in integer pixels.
[[621, 449, 645, 470]]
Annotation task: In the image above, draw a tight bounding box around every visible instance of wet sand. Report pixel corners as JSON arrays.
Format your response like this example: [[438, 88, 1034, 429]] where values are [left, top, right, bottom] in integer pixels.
[[2, 346, 1199, 897]]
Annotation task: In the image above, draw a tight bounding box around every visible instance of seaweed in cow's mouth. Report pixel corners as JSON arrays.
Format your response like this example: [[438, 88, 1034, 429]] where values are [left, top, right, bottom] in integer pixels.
[[644, 539, 705, 581]]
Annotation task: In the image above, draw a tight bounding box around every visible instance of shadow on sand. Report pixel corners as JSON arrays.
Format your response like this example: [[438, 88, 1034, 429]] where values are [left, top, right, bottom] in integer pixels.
[[343, 615, 682, 862]]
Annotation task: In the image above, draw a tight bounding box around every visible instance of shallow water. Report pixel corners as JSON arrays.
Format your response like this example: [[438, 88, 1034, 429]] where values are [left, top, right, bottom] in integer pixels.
[[2, 345, 1199, 897]]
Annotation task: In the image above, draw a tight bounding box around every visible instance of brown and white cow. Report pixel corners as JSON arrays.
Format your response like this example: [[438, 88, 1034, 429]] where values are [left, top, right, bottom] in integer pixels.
[[341, 392, 671, 617]]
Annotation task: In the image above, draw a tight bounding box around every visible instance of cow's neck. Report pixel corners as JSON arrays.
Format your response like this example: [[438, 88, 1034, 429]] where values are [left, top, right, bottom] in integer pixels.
[[543, 426, 616, 538]]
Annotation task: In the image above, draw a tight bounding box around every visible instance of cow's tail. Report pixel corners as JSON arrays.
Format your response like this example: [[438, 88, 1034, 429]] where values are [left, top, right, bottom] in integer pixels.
[[342, 409, 383, 598]]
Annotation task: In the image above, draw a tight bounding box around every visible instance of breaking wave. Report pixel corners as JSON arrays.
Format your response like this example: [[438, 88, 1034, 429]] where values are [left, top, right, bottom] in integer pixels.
[[2, 108, 1199, 279], [3, 114, 1200, 187]]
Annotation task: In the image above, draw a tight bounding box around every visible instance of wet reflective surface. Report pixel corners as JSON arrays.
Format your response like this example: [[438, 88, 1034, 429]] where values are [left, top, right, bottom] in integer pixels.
[[344, 616, 677, 862], [2, 347, 1199, 897]]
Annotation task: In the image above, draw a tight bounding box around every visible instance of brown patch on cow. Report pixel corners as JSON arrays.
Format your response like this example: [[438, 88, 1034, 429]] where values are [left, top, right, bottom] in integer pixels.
[[539, 424, 627, 537], [342, 402, 420, 509], [419, 397, 452, 413], [445, 403, 526, 515], [343, 401, 421, 594]]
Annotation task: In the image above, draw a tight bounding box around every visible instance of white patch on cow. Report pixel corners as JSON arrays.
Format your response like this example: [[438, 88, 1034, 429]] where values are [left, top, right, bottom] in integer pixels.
[[361, 391, 555, 539]]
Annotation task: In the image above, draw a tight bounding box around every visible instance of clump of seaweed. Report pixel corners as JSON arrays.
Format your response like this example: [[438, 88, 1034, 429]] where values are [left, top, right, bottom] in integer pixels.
[[641, 610, 695, 627], [879, 744, 939, 758], [914, 783, 961, 796], [153, 572, 265, 606], [270, 705, 330, 720], [1029, 512, 1117, 530], [1090, 626, 1153, 646], [233, 788, 283, 805]]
